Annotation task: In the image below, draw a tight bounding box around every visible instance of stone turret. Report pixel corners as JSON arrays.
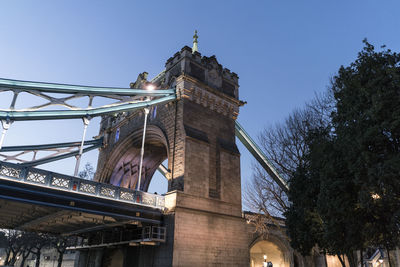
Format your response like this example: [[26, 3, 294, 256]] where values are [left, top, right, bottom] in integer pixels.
[[95, 43, 249, 266], [165, 45, 239, 99]]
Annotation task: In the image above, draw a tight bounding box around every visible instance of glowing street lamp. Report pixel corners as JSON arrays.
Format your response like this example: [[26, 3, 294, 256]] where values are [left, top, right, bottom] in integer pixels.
[[145, 83, 155, 91]]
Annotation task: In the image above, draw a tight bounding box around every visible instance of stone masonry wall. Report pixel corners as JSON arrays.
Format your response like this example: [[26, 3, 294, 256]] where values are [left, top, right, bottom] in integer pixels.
[[94, 46, 247, 266], [172, 207, 250, 267]]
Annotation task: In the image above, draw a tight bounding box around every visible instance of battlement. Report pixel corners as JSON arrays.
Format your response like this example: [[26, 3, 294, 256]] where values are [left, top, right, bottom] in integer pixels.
[[164, 46, 239, 99]]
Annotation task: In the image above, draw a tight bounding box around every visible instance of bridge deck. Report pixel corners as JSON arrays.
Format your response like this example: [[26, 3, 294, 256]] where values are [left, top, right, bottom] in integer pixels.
[[0, 162, 165, 234]]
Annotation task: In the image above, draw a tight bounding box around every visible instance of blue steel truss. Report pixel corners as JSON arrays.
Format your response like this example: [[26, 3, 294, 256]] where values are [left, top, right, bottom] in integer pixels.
[[0, 77, 176, 121], [0, 138, 103, 166], [235, 121, 289, 192], [0, 77, 289, 193]]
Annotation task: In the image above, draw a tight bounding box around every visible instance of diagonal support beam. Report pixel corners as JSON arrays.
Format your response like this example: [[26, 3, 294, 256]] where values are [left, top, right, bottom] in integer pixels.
[[0, 77, 177, 121], [20, 143, 102, 167], [157, 164, 170, 179], [0, 138, 103, 167], [235, 121, 289, 193], [0, 138, 103, 152], [0, 78, 174, 96], [0, 95, 176, 121]]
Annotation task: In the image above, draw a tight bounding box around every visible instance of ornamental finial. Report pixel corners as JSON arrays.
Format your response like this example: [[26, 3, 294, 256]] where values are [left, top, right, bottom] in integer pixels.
[[192, 30, 198, 53]]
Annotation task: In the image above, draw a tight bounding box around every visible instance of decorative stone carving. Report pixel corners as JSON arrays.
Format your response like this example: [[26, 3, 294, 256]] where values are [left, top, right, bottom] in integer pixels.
[[130, 72, 148, 89], [176, 76, 240, 119], [165, 46, 240, 100]]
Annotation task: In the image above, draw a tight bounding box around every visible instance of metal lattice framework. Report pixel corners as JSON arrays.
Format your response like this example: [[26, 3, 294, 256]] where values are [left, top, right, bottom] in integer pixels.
[[0, 138, 103, 167], [0, 76, 288, 193], [0, 76, 176, 176], [0, 77, 175, 121]]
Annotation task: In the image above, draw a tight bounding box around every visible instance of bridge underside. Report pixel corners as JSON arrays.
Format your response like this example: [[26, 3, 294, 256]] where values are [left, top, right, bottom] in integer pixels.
[[0, 163, 164, 237], [0, 191, 166, 251], [0, 199, 132, 234], [0, 198, 166, 251]]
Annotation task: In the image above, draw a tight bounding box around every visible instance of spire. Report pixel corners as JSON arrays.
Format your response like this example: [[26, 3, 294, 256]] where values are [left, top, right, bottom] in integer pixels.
[[192, 30, 198, 53]]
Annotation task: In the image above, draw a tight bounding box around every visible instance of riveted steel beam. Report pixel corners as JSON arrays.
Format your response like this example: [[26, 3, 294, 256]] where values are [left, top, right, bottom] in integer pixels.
[[0, 95, 176, 121], [0, 78, 174, 96], [235, 121, 289, 193], [0, 138, 102, 152]]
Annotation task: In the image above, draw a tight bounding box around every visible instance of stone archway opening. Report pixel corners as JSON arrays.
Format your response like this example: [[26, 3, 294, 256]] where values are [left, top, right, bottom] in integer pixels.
[[105, 125, 169, 192], [250, 240, 290, 267], [147, 158, 168, 194]]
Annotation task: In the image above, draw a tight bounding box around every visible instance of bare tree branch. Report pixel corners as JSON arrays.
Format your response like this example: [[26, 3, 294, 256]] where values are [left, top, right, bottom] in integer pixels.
[[245, 91, 333, 234]]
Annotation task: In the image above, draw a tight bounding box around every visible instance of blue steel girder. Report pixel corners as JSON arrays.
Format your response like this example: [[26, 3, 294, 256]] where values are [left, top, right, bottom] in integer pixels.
[[0, 138, 102, 152], [0, 78, 173, 96], [0, 78, 287, 195], [235, 121, 289, 193], [0, 78, 176, 121], [0, 138, 103, 166]]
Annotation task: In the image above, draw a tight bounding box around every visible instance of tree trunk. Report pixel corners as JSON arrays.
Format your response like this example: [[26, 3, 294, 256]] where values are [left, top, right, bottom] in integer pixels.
[[337, 254, 346, 267], [347, 251, 357, 267], [386, 247, 393, 267], [57, 251, 64, 267], [5, 251, 11, 265], [20, 249, 31, 267], [20, 257, 26, 267], [5, 248, 16, 266], [35, 251, 41, 267], [9, 253, 18, 266], [323, 252, 328, 267], [360, 248, 363, 267]]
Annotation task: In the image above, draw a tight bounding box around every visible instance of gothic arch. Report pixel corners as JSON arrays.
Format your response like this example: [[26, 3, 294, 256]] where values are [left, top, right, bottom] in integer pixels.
[[249, 232, 295, 267], [98, 125, 169, 192]]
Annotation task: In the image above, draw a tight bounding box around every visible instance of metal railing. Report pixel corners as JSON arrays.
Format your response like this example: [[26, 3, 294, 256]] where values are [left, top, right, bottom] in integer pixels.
[[0, 161, 165, 209]]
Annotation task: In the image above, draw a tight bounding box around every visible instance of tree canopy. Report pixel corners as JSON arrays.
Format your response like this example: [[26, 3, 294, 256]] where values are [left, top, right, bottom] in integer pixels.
[[285, 40, 400, 267]]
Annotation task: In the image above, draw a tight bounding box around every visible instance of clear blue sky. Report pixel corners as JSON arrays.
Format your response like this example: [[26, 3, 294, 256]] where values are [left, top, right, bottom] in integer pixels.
[[1, 1, 400, 203]]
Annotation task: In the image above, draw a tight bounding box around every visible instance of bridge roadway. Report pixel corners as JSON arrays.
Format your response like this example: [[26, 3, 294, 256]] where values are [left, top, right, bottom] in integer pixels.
[[0, 161, 165, 241]]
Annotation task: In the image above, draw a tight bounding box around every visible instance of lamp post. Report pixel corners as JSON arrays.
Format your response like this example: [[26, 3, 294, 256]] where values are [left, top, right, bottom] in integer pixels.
[[137, 83, 154, 191], [0, 119, 11, 149], [74, 116, 90, 177]]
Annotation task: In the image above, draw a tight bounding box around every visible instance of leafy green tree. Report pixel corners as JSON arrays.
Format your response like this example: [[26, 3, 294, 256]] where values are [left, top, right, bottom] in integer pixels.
[[316, 132, 365, 267], [330, 39, 400, 266], [285, 164, 323, 256], [286, 40, 400, 267]]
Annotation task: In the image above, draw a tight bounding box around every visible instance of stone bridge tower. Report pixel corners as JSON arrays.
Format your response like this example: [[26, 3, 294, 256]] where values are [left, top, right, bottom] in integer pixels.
[[95, 45, 250, 266]]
